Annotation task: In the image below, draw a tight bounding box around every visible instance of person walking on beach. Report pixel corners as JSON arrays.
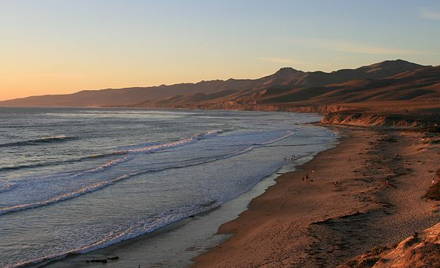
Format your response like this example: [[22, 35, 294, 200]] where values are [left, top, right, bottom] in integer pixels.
[[432, 169, 440, 185], [432, 175, 439, 185]]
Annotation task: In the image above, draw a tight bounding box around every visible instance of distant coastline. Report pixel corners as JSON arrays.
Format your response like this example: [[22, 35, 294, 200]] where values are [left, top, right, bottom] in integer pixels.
[[2, 59, 439, 133]]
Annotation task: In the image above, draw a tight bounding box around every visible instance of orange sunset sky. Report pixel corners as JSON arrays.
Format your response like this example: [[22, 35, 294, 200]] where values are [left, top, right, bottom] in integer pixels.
[[1, 0, 439, 101]]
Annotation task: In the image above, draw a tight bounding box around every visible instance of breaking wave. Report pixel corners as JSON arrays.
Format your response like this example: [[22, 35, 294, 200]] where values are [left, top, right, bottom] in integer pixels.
[[0, 135, 76, 148]]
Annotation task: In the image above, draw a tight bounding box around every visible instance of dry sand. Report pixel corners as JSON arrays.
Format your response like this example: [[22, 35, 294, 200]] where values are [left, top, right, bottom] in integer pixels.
[[193, 127, 440, 267]]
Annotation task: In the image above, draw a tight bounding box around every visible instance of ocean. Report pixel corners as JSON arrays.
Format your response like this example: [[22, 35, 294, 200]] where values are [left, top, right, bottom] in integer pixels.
[[0, 108, 337, 267]]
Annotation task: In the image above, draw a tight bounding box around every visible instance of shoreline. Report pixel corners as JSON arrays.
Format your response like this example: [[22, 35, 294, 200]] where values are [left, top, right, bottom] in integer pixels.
[[45, 121, 336, 268], [193, 126, 440, 267]]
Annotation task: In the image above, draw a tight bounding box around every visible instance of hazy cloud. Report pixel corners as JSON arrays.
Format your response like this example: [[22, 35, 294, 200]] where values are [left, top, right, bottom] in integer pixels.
[[291, 38, 424, 56], [420, 8, 440, 20]]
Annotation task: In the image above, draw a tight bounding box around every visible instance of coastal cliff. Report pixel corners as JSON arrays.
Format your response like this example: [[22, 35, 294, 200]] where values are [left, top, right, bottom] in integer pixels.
[[321, 111, 440, 131]]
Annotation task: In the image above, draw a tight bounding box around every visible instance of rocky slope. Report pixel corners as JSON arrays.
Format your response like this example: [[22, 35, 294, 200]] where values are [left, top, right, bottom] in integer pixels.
[[321, 110, 440, 131], [339, 223, 440, 268]]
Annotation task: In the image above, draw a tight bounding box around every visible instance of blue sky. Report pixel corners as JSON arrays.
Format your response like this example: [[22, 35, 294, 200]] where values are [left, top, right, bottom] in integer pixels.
[[0, 0, 439, 99]]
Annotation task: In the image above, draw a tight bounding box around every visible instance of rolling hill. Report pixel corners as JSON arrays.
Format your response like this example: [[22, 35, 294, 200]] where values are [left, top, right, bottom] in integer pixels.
[[2, 59, 438, 112]]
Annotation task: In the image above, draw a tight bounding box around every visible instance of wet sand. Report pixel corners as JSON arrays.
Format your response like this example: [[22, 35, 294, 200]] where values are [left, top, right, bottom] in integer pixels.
[[193, 127, 440, 267]]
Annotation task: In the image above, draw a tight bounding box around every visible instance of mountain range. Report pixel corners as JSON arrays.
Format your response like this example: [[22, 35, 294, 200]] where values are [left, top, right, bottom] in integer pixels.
[[1, 59, 439, 113]]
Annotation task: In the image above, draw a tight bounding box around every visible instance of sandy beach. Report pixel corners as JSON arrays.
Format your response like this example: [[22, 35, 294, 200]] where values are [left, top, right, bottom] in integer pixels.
[[193, 126, 440, 267]]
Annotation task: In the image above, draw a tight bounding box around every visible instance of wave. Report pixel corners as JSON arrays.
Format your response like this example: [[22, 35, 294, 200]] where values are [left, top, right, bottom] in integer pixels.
[[2, 130, 304, 267], [260, 130, 295, 145], [0, 135, 76, 148], [0, 130, 223, 173], [9, 200, 220, 268], [7, 150, 290, 268], [0, 152, 130, 173], [0, 160, 79, 173], [0, 129, 293, 217], [0, 130, 225, 215], [123, 129, 223, 153], [0, 174, 132, 216], [0, 157, 221, 216], [80, 156, 131, 174]]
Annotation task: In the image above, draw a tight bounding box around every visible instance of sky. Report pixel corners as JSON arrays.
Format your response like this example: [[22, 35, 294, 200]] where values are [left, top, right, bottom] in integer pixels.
[[1, 0, 439, 101]]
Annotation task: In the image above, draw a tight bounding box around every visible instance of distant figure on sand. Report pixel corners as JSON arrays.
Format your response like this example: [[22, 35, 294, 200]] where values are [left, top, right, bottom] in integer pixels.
[[302, 174, 309, 181], [432, 170, 440, 185]]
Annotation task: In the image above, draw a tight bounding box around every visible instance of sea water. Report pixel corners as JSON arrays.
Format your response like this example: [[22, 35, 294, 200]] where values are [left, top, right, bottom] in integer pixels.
[[0, 108, 337, 267]]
